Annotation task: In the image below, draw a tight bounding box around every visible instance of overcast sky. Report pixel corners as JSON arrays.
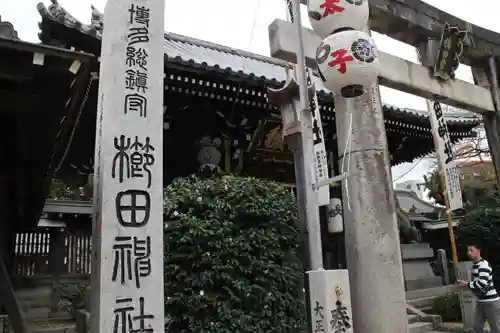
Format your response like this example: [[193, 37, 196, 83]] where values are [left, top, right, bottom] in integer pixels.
[[1, 0, 497, 186]]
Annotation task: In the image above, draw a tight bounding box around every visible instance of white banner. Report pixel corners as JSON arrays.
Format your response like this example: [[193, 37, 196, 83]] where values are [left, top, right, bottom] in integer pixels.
[[306, 68, 330, 206], [285, 0, 330, 206], [427, 100, 463, 211]]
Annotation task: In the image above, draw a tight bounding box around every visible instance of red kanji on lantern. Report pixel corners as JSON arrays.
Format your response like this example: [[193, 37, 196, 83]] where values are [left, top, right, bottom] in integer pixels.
[[320, 0, 345, 17], [328, 49, 354, 73]]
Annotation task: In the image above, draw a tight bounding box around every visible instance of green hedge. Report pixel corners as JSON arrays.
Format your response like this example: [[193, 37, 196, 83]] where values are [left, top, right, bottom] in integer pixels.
[[456, 196, 500, 290], [55, 282, 88, 318], [431, 293, 462, 323], [163, 175, 306, 333]]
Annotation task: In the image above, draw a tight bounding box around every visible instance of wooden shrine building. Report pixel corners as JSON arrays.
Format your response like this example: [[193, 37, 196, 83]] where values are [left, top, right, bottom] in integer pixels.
[[0, 14, 95, 333], [0, 2, 483, 331], [1, 0, 480, 268], [0, 0, 480, 279], [33, 0, 480, 271], [35, 1, 480, 187]]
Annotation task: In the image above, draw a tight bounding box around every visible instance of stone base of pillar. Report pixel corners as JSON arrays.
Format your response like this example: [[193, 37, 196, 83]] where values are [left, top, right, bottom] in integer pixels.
[[307, 269, 353, 333], [75, 309, 90, 333]]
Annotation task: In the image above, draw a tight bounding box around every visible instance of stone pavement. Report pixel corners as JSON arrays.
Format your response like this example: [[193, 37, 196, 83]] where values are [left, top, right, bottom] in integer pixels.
[[438, 322, 490, 333]]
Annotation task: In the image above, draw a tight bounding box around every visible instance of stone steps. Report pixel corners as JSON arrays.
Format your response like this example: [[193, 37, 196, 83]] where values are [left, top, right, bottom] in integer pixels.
[[408, 314, 419, 323], [14, 288, 56, 320], [408, 296, 437, 309], [406, 285, 457, 300], [409, 322, 435, 333], [24, 307, 51, 320], [27, 318, 76, 333], [406, 300, 445, 333], [6, 318, 447, 333], [16, 287, 449, 331]]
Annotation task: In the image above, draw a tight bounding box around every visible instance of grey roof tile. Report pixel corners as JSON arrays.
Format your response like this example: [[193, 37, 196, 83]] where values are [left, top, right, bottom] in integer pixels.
[[36, 0, 481, 126], [163, 33, 288, 84]]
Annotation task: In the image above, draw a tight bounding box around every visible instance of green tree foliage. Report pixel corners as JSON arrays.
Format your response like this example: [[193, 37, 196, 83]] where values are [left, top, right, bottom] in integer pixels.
[[456, 196, 500, 288], [423, 170, 444, 206], [48, 177, 93, 201], [48, 179, 78, 200], [56, 282, 89, 318], [163, 175, 305, 333], [431, 293, 462, 322], [423, 161, 497, 208]]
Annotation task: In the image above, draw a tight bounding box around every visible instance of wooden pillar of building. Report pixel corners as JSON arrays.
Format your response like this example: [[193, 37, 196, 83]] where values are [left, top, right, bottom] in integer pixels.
[[0, 184, 28, 333], [0, 225, 15, 277], [48, 228, 66, 314]]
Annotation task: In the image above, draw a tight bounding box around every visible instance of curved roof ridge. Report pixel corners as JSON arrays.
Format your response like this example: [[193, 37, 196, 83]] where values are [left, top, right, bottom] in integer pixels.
[[35, 1, 481, 126], [394, 188, 439, 213], [0, 15, 19, 39], [36, 1, 290, 68]]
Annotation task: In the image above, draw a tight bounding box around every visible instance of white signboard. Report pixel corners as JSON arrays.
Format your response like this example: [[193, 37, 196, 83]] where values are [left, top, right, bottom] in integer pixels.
[[428, 101, 463, 211], [92, 2, 165, 333]]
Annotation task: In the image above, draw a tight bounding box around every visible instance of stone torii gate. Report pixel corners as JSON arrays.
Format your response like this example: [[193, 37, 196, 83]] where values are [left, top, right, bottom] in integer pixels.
[[270, 0, 500, 187], [269, 0, 500, 332]]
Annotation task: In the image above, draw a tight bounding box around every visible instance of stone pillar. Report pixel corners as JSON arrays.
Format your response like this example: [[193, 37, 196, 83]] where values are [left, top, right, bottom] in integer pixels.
[[436, 249, 450, 285], [457, 262, 475, 329], [335, 85, 407, 333], [472, 59, 500, 193], [91, 1, 165, 333]]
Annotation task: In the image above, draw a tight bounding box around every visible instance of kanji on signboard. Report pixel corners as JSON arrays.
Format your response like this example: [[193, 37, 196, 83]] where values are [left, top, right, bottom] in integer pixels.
[[129, 4, 150, 27]]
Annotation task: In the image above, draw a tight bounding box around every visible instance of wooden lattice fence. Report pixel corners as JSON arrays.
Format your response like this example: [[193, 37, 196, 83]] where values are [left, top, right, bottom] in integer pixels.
[[11, 230, 91, 277]]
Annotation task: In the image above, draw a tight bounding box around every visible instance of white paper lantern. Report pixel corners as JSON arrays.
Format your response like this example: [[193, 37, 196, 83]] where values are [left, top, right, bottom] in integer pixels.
[[327, 198, 343, 233], [316, 30, 380, 98], [308, 0, 369, 39]]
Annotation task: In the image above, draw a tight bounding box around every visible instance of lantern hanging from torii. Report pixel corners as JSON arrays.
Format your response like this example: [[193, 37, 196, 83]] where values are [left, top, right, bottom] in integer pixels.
[[307, 0, 369, 39], [308, 0, 381, 98]]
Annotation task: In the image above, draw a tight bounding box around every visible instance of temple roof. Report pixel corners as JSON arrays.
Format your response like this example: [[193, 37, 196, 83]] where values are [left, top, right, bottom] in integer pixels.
[[394, 189, 438, 215], [30, 0, 482, 177], [0, 15, 18, 39], [36, 0, 480, 127], [0, 22, 95, 230]]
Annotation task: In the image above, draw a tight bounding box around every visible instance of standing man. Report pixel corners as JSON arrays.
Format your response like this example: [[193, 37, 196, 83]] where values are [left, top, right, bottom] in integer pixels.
[[457, 244, 500, 333]]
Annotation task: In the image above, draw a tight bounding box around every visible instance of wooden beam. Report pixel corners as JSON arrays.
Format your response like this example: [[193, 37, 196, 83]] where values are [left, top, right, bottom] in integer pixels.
[[0, 90, 67, 112], [43, 199, 92, 215], [50, 66, 92, 176], [0, 252, 28, 333], [0, 52, 80, 79], [298, 0, 500, 65], [268, 19, 495, 114], [0, 36, 95, 64]]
